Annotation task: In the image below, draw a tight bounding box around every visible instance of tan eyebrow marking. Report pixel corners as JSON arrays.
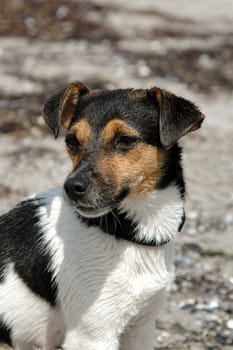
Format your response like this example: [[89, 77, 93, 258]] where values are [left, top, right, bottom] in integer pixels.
[[102, 119, 140, 144], [70, 119, 92, 144], [97, 142, 165, 198]]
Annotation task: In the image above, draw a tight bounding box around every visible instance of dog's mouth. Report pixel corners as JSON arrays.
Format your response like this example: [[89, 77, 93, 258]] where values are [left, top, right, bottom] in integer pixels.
[[74, 205, 111, 218], [63, 191, 111, 218], [63, 186, 130, 219]]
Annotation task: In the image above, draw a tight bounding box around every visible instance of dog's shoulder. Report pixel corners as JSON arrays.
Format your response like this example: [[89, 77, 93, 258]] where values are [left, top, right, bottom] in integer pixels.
[[0, 188, 67, 241], [0, 188, 73, 305]]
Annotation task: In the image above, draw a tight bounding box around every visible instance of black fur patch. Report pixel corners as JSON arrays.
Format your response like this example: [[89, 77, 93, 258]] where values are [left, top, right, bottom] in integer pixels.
[[178, 210, 186, 232], [0, 200, 57, 306], [72, 89, 161, 147], [0, 319, 12, 346], [81, 209, 171, 247], [158, 144, 185, 198]]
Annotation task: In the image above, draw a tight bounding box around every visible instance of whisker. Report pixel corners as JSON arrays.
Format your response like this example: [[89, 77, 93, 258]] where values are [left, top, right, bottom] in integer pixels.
[[104, 214, 108, 233], [111, 210, 117, 232], [111, 210, 122, 227]]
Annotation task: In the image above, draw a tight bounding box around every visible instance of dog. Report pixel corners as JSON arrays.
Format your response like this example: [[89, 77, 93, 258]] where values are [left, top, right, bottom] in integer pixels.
[[0, 82, 204, 350]]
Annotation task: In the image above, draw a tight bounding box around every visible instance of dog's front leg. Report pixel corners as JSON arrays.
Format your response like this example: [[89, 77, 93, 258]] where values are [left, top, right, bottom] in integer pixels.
[[120, 310, 156, 350], [63, 328, 119, 350], [13, 340, 34, 350]]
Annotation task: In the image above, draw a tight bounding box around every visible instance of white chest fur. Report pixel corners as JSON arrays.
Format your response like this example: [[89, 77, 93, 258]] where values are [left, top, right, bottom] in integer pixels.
[[0, 186, 183, 350], [36, 186, 182, 338]]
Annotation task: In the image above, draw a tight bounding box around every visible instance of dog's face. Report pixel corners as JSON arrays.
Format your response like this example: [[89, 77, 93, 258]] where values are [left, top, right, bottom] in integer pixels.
[[44, 82, 204, 217]]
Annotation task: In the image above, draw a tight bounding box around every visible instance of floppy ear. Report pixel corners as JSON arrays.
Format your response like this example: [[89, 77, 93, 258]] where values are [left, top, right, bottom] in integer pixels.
[[151, 87, 205, 149], [43, 81, 89, 137]]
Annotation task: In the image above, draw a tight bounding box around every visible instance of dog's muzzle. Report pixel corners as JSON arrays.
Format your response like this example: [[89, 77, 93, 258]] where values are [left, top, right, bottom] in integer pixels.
[[63, 175, 110, 218]]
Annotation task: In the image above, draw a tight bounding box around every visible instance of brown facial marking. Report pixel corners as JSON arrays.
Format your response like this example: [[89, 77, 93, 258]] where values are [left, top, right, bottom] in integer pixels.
[[151, 87, 162, 105], [128, 89, 147, 98], [98, 120, 165, 198], [129, 144, 165, 197], [188, 118, 204, 132], [60, 82, 89, 129], [67, 119, 92, 168], [66, 148, 81, 169], [102, 119, 139, 144], [88, 89, 103, 97], [71, 119, 91, 144]]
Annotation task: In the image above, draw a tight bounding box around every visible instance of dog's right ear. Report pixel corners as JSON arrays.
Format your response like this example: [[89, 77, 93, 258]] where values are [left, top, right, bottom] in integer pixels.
[[43, 82, 89, 138]]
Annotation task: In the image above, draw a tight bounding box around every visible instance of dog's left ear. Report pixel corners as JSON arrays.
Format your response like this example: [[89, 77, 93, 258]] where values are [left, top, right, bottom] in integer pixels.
[[43, 81, 89, 138], [150, 87, 205, 149]]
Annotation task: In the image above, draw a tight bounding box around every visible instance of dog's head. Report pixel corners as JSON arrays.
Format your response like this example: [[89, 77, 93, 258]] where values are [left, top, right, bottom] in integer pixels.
[[44, 81, 204, 218]]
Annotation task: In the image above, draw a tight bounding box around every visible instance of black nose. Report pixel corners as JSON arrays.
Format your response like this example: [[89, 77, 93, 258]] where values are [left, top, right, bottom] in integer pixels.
[[64, 176, 89, 199]]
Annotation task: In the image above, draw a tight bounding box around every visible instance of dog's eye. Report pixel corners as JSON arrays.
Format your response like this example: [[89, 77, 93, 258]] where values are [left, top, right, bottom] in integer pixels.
[[114, 135, 139, 151], [65, 134, 81, 151]]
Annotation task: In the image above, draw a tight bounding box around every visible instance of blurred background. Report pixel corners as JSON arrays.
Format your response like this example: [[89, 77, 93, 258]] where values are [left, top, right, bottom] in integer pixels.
[[0, 0, 232, 349]]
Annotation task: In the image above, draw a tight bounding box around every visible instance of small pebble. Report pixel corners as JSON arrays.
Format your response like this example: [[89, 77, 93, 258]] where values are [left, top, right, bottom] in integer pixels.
[[56, 6, 69, 19], [181, 280, 193, 289], [157, 331, 170, 342], [195, 303, 206, 311], [198, 54, 215, 69], [206, 314, 221, 323], [227, 319, 233, 329], [177, 255, 192, 266], [208, 298, 220, 310], [136, 60, 151, 77], [223, 305, 233, 314], [186, 227, 197, 235], [179, 298, 196, 309], [187, 210, 198, 220], [217, 330, 233, 345], [225, 213, 233, 225], [197, 224, 206, 233]]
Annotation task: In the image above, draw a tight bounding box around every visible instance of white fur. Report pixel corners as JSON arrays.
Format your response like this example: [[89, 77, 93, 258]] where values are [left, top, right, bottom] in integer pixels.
[[1, 185, 183, 350], [0, 264, 65, 350], [120, 185, 184, 244]]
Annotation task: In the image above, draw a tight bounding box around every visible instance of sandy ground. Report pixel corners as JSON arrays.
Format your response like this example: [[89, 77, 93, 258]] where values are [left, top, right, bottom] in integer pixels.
[[0, 0, 233, 349]]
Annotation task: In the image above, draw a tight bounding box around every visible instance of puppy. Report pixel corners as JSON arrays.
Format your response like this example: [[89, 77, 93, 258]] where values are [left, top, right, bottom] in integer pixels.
[[0, 82, 204, 350]]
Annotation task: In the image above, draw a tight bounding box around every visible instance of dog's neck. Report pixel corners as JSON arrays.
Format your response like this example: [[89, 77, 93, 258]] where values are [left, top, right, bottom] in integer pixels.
[[80, 185, 185, 247]]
